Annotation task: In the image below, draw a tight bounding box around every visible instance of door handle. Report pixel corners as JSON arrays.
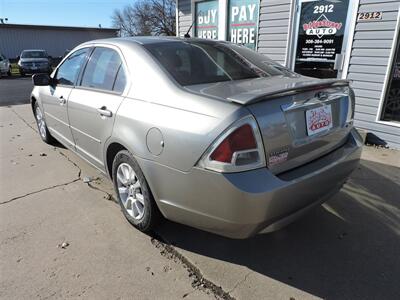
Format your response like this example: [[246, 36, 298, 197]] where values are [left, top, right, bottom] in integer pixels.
[[97, 106, 112, 117], [59, 96, 66, 105]]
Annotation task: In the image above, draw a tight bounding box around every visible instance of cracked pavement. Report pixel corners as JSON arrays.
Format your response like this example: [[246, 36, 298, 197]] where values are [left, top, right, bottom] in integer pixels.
[[0, 105, 213, 299], [1, 95, 400, 299]]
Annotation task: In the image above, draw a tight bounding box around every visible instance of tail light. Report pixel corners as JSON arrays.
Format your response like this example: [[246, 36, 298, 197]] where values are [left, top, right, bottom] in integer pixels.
[[198, 116, 266, 173]]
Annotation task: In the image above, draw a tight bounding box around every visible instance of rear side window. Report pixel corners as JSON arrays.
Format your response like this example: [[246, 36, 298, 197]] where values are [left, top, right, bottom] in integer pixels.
[[113, 65, 127, 93], [81, 47, 123, 92], [56, 48, 90, 86]]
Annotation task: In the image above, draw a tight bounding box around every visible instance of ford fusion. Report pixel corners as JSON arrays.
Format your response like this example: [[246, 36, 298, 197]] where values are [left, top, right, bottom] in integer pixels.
[[31, 37, 362, 238]]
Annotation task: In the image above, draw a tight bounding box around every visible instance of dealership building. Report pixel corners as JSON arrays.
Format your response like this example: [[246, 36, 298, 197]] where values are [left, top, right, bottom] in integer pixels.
[[0, 23, 118, 59], [177, 0, 400, 148]]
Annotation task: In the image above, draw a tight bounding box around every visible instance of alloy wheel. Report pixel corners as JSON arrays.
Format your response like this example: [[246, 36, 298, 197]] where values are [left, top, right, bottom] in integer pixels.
[[35, 106, 47, 139], [116, 163, 145, 220]]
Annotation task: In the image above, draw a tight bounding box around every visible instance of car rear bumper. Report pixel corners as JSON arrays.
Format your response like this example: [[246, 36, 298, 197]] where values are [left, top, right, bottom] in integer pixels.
[[139, 128, 363, 239]]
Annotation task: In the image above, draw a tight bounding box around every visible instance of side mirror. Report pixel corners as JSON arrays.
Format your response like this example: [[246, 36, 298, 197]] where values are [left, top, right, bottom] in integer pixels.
[[33, 73, 52, 86]]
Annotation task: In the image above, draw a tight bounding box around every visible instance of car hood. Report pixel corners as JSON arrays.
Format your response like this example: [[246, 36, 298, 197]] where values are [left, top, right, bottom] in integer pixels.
[[184, 76, 349, 105], [19, 58, 49, 63]]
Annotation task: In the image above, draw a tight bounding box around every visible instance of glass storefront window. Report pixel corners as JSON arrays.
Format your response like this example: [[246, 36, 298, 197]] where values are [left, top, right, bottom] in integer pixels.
[[294, 0, 349, 78], [227, 0, 260, 50], [381, 37, 400, 123], [195, 0, 219, 40]]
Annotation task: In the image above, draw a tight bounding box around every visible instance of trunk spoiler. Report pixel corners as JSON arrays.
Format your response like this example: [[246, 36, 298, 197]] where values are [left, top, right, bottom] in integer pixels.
[[227, 79, 350, 105]]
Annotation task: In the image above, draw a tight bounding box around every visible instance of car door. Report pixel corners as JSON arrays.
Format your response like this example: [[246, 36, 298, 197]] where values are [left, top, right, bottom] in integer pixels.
[[40, 47, 91, 148], [67, 46, 127, 170]]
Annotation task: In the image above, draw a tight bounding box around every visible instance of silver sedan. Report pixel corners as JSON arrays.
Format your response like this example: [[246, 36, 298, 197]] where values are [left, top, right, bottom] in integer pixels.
[[31, 37, 362, 238]]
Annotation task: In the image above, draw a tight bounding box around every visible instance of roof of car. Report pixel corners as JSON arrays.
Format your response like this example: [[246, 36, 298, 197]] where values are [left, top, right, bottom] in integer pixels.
[[82, 36, 228, 47], [22, 49, 47, 52]]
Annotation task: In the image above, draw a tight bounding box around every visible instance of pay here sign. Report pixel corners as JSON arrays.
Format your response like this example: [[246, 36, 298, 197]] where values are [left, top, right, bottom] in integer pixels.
[[228, 0, 259, 49]]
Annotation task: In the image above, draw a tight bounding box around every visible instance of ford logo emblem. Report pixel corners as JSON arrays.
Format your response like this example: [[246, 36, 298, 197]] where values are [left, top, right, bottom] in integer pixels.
[[316, 91, 329, 100]]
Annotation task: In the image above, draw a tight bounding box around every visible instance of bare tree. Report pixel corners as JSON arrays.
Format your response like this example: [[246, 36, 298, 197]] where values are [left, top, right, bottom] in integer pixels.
[[112, 0, 176, 37]]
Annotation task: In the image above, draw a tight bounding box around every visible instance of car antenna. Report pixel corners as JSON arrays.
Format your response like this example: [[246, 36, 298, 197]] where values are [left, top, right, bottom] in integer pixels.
[[184, 11, 201, 38]]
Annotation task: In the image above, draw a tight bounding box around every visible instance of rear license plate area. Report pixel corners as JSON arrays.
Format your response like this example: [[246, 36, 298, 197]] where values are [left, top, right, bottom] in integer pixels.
[[305, 105, 333, 136]]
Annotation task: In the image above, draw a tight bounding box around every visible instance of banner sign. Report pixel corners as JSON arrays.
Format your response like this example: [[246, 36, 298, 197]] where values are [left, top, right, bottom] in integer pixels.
[[228, 0, 259, 50], [296, 0, 349, 61], [195, 0, 218, 40]]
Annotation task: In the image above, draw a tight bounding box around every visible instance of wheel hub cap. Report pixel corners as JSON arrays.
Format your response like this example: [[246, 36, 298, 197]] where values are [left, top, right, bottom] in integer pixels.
[[116, 163, 145, 220]]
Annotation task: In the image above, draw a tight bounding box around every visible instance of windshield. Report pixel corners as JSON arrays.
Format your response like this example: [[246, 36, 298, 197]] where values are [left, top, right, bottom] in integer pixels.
[[21, 51, 47, 59], [144, 41, 297, 86]]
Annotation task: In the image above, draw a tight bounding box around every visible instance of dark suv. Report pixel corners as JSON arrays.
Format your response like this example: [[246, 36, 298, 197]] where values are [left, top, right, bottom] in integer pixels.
[[18, 49, 52, 76]]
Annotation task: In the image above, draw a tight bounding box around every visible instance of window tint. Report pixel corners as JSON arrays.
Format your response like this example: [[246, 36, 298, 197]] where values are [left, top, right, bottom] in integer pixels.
[[56, 48, 89, 86], [113, 65, 126, 93], [81, 47, 122, 91], [21, 51, 47, 58], [144, 41, 298, 86]]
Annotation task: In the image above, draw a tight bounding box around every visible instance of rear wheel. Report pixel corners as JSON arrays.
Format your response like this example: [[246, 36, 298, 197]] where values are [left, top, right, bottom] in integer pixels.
[[112, 150, 161, 232], [34, 102, 54, 144]]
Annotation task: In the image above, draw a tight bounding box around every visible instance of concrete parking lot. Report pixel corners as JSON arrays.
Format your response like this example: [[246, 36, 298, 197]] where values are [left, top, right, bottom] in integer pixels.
[[1, 78, 400, 299]]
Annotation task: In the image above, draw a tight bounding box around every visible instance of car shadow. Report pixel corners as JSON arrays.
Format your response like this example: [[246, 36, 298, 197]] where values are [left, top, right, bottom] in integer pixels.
[[156, 159, 400, 299], [51, 140, 67, 149]]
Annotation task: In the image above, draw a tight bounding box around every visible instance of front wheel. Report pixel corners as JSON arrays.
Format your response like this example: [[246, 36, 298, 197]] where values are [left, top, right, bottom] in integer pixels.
[[34, 102, 54, 144], [112, 150, 161, 232]]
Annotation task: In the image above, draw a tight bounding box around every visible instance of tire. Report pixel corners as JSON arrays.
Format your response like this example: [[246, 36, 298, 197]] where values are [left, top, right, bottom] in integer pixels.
[[112, 150, 161, 232], [33, 101, 54, 144], [7, 67, 11, 77], [20, 71, 25, 77]]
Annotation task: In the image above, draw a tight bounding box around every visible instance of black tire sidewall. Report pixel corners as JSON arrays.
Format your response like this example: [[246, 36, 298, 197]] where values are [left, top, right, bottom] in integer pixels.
[[112, 150, 159, 232]]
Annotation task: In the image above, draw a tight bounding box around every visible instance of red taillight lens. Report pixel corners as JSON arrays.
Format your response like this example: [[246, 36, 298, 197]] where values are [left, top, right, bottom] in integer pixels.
[[210, 124, 257, 163], [198, 115, 266, 173]]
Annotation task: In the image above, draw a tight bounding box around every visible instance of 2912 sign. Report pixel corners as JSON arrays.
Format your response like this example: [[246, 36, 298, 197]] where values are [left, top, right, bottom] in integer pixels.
[[313, 4, 334, 14], [357, 11, 382, 21]]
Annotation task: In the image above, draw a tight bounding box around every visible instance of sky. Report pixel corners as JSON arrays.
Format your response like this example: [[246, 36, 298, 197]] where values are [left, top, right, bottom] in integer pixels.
[[0, 0, 135, 28]]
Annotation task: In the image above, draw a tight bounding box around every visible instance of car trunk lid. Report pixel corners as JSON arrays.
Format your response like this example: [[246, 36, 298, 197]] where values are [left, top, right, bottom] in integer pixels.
[[185, 77, 354, 174]]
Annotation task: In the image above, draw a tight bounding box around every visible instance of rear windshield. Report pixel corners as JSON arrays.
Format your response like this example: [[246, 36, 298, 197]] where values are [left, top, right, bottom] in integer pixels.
[[144, 41, 297, 86], [21, 51, 47, 58]]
